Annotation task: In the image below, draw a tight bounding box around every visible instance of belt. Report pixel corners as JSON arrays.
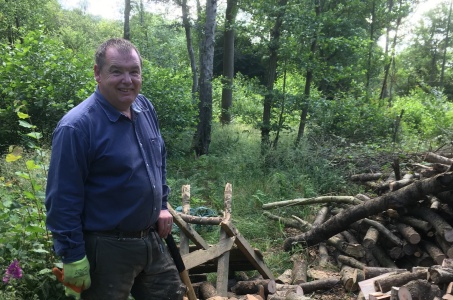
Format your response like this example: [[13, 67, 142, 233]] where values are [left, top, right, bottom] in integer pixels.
[[85, 227, 154, 239]]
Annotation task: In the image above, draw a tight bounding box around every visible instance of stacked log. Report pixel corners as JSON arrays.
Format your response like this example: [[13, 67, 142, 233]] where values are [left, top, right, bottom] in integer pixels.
[[262, 151, 453, 299]]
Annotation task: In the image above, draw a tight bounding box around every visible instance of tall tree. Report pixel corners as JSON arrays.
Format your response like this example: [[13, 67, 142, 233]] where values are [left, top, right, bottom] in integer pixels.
[[138, 0, 150, 55], [380, 0, 401, 102], [220, 0, 238, 125], [180, 0, 199, 97], [124, 0, 132, 40], [440, 0, 453, 89], [193, 0, 217, 156], [295, 0, 321, 145], [397, 2, 453, 95], [261, 0, 288, 150], [365, 0, 377, 100]]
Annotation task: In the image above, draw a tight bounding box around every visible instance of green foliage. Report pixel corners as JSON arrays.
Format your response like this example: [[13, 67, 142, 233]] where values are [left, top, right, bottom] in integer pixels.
[[0, 0, 61, 44], [212, 73, 264, 127], [391, 87, 453, 141], [57, 9, 122, 53], [140, 61, 197, 156], [0, 112, 63, 299], [0, 28, 94, 152], [309, 94, 394, 142], [130, 12, 188, 69]]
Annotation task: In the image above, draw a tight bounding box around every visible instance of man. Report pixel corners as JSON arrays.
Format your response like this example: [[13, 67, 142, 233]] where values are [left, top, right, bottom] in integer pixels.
[[45, 38, 185, 300]]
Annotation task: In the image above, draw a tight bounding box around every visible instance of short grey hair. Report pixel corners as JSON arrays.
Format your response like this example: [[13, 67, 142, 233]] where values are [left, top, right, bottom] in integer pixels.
[[95, 38, 142, 70]]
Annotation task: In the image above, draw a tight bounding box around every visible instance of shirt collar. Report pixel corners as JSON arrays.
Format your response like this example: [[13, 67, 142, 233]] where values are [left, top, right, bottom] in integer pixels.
[[94, 87, 144, 122]]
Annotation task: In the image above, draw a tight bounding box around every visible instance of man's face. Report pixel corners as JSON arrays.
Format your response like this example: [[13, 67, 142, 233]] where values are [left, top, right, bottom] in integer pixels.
[[94, 47, 142, 112]]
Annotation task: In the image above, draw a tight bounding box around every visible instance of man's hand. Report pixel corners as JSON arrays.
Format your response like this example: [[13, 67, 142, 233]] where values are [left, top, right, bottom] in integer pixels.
[[63, 256, 91, 291], [157, 209, 173, 238]]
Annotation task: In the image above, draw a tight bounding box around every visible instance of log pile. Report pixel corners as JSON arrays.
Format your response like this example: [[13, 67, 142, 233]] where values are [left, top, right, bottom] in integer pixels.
[[261, 152, 453, 299]]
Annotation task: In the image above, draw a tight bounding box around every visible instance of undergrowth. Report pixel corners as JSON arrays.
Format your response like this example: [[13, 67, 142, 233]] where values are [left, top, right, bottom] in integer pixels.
[[166, 123, 365, 276], [0, 120, 446, 298]]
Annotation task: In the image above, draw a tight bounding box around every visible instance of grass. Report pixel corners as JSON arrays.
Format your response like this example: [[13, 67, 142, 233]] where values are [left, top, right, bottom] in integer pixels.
[[166, 123, 364, 276]]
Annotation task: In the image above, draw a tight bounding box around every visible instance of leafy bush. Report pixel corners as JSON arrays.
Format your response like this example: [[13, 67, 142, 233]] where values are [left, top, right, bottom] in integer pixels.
[[140, 62, 197, 157], [0, 113, 63, 299], [391, 87, 453, 141], [212, 73, 265, 127], [0, 28, 94, 152], [309, 94, 394, 142]]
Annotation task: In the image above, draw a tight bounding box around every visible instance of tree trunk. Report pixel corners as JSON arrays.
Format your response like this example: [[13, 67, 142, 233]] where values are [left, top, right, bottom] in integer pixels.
[[440, 0, 452, 89], [123, 0, 131, 40], [429, 267, 453, 284], [421, 239, 446, 265], [220, 0, 237, 125], [291, 259, 307, 284], [181, 0, 199, 97], [199, 281, 217, 299], [380, 1, 401, 102], [232, 279, 276, 295], [340, 266, 362, 292], [374, 271, 427, 293], [193, 0, 217, 156], [363, 267, 407, 280], [272, 66, 287, 148], [395, 222, 421, 245], [398, 279, 442, 300], [299, 278, 340, 293], [365, 0, 376, 100], [261, 0, 287, 152], [295, 0, 320, 145], [337, 254, 366, 270], [410, 206, 453, 243], [363, 226, 380, 249]]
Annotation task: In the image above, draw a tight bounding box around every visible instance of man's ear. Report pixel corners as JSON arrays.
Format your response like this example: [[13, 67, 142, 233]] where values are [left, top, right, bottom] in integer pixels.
[[94, 64, 101, 83]]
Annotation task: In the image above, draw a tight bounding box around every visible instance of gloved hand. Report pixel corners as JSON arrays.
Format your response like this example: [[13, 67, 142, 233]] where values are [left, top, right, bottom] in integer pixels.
[[63, 256, 91, 291], [65, 286, 81, 299], [52, 267, 83, 299]]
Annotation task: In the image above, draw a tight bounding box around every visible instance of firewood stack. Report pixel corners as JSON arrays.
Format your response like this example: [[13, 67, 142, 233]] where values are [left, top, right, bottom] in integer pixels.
[[261, 151, 453, 299]]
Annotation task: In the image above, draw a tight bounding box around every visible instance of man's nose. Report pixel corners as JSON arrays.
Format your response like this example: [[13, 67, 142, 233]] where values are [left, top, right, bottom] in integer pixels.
[[122, 73, 133, 83]]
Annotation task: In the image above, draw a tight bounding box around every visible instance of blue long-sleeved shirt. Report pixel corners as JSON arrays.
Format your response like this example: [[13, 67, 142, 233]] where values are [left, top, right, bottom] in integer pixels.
[[45, 88, 169, 263]]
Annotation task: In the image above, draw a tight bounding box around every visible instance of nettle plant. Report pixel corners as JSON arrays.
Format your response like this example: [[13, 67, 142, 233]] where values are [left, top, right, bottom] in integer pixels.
[[0, 111, 63, 299]]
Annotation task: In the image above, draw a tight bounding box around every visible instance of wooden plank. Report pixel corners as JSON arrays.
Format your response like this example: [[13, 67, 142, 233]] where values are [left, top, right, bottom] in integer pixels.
[[216, 183, 233, 297], [368, 292, 384, 300], [182, 237, 235, 270], [168, 203, 209, 250], [221, 221, 275, 280], [180, 185, 191, 256], [358, 272, 399, 300], [216, 230, 230, 297], [447, 281, 453, 294]]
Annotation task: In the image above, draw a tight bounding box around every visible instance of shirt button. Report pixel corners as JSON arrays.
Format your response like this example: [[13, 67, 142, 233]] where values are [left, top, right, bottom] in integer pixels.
[[153, 185, 155, 188], [154, 207, 157, 211]]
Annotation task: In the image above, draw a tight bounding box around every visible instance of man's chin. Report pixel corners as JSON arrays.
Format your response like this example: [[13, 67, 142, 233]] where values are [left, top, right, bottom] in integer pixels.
[[119, 95, 136, 103]]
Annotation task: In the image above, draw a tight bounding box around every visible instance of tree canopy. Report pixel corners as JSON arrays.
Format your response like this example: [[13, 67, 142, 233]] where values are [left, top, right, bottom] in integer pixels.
[[1, 0, 453, 154]]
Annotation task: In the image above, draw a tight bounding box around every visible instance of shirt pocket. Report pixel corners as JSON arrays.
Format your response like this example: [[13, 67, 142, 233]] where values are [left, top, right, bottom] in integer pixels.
[[150, 137, 163, 167]]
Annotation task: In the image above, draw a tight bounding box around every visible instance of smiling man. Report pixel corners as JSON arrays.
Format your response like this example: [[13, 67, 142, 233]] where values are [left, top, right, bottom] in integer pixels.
[[45, 39, 185, 300]]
